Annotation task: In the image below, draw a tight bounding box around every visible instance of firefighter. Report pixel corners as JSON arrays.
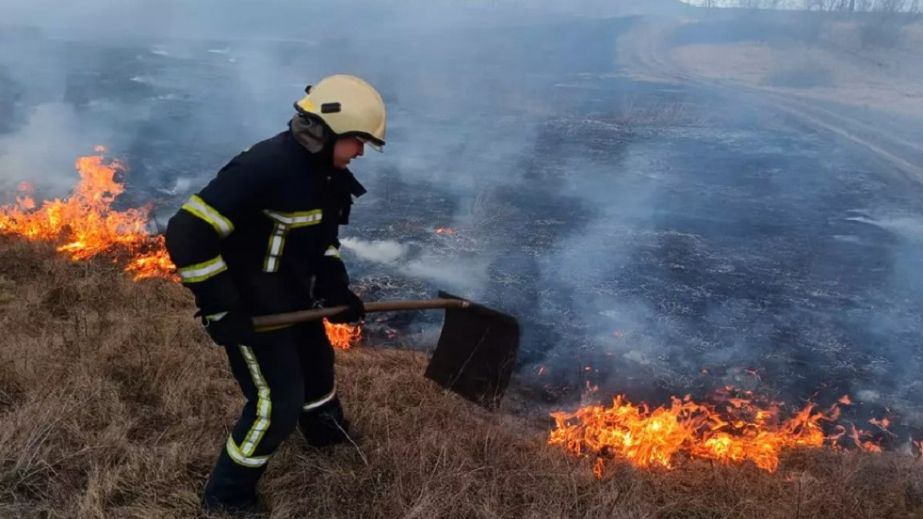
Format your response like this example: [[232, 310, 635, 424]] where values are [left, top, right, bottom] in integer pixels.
[[164, 74, 386, 514]]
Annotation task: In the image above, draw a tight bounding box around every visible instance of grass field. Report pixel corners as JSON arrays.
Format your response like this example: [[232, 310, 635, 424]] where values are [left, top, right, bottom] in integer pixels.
[[1, 237, 922, 518]]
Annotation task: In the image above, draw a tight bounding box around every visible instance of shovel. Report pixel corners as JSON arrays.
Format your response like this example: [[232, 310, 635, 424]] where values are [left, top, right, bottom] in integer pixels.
[[252, 291, 520, 410]]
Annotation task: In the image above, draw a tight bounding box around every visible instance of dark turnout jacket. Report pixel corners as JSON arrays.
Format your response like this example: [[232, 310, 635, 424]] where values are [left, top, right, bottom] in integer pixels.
[[165, 129, 366, 317]]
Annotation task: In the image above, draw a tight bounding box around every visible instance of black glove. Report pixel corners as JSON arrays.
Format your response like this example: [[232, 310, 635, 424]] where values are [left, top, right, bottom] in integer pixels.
[[198, 303, 254, 347], [313, 257, 365, 324], [323, 288, 365, 324]]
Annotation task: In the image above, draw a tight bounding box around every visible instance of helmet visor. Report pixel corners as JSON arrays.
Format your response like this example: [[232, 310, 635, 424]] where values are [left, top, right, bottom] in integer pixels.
[[356, 134, 384, 153]]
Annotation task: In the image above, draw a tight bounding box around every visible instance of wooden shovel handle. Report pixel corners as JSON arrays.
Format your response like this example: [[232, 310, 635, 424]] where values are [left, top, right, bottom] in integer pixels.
[[252, 298, 471, 328]]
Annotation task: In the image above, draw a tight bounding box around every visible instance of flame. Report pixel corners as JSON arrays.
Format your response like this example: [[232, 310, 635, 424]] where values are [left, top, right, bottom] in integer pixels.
[[434, 226, 455, 236], [549, 392, 876, 476], [0, 147, 176, 281], [846, 424, 883, 453], [869, 417, 891, 430], [323, 319, 362, 350]]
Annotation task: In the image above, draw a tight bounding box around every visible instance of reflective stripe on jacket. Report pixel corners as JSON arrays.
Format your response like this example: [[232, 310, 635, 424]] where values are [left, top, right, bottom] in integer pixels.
[[165, 128, 366, 315]]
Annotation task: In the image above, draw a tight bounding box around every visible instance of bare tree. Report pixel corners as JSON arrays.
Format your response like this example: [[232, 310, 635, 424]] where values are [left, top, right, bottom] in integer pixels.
[[802, 0, 821, 10], [839, 0, 857, 11], [875, 0, 906, 12], [707, 0, 918, 11]]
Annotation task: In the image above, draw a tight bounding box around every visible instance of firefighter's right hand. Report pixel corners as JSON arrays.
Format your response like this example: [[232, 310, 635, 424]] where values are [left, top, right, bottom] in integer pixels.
[[199, 305, 255, 347]]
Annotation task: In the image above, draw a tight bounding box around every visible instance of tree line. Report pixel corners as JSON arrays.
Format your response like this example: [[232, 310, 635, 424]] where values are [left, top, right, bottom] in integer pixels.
[[695, 0, 921, 11]]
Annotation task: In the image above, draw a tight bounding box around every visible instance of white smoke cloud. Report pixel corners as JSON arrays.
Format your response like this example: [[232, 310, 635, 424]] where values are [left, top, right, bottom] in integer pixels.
[[402, 254, 487, 292], [845, 213, 923, 242], [340, 237, 487, 292], [0, 103, 112, 198], [340, 237, 408, 264]]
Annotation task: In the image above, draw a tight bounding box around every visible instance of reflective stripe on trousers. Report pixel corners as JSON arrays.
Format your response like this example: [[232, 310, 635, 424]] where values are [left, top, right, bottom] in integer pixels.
[[226, 345, 273, 468], [303, 382, 337, 412]]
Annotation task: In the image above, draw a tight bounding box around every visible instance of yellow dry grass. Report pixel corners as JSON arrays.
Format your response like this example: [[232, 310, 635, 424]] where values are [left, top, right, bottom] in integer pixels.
[[1, 236, 922, 518]]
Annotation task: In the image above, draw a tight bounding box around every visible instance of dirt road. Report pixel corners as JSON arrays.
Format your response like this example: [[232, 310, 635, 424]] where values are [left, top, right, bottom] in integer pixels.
[[619, 17, 923, 184]]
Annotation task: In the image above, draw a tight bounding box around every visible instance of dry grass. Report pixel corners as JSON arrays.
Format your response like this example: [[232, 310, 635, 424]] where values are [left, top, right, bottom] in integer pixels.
[[667, 21, 923, 119], [1, 236, 922, 518]]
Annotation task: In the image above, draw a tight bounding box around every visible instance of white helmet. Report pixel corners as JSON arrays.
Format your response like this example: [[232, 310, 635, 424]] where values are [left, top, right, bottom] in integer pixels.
[[294, 74, 386, 151]]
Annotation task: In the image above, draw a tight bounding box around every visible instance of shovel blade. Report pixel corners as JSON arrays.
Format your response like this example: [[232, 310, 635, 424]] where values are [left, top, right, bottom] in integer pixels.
[[424, 291, 520, 410]]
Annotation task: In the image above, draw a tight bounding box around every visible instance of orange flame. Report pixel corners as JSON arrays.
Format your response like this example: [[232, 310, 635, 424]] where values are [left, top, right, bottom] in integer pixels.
[[869, 417, 891, 430], [323, 319, 362, 350], [434, 226, 455, 236], [0, 147, 176, 281], [549, 393, 872, 476], [846, 424, 884, 453]]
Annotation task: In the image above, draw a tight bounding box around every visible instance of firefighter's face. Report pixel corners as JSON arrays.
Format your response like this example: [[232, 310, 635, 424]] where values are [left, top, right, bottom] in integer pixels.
[[332, 137, 364, 169]]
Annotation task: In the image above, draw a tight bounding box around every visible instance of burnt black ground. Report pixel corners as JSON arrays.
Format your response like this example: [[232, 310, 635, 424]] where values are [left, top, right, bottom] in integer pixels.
[[2, 15, 923, 436]]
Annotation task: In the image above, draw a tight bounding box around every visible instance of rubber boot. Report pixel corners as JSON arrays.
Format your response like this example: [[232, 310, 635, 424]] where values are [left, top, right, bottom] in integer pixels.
[[202, 450, 268, 517], [298, 397, 352, 447]]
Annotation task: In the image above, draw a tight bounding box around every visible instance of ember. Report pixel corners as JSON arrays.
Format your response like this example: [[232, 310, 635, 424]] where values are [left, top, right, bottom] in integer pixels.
[[434, 226, 455, 235], [549, 391, 888, 477]]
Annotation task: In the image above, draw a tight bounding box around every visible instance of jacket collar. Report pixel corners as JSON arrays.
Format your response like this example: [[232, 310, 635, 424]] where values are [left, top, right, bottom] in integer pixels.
[[339, 168, 367, 198]]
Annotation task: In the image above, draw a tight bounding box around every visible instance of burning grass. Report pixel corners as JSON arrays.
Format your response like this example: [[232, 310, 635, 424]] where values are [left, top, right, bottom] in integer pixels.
[[549, 392, 882, 479], [0, 147, 174, 282], [1, 238, 922, 518]]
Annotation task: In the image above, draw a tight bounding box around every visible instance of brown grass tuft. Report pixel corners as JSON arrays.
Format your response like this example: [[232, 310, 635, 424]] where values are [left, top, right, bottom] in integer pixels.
[[0, 235, 921, 518]]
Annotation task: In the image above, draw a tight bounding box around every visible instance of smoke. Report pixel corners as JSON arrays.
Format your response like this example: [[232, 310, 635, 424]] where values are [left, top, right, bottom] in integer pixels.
[[2, 0, 923, 432], [340, 237, 488, 293], [0, 103, 106, 197], [340, 237, 408, 264], [0, 1, 627, 40], [845, 212, 923, 242]]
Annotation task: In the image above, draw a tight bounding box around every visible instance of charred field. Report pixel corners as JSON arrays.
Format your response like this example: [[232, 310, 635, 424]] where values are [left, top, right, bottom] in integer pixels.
[[3, 5, 923, 517]]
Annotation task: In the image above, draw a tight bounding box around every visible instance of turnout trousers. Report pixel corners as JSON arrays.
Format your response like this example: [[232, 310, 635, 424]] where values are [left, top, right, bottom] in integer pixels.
[[203, 321, 349, 507]]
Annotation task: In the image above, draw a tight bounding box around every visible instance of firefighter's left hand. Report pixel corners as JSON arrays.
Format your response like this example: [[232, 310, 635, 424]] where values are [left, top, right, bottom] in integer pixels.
[[314, 256, 364, 323], [322, 288, 365, 324]]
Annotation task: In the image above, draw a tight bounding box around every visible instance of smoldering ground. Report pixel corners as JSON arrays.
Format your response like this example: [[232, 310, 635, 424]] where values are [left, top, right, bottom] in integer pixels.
[[3, 0, 923, 440]]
